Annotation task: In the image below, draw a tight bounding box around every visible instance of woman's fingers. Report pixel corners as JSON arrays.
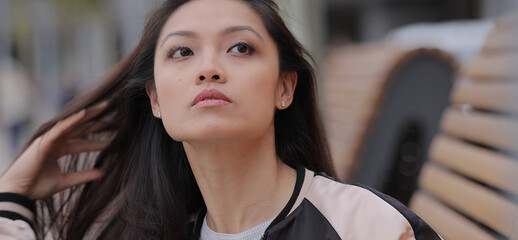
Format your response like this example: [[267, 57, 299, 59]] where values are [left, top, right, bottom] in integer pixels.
[[59, 139, 110, 156], [61, 101, 111, 138], [59, 169, 104, 192], [38, 110, 87, 157], [39, 101, 111, 155], [0, 102, 112, 199], [67, 120, 115, 139], [78, 101, 110, 124]]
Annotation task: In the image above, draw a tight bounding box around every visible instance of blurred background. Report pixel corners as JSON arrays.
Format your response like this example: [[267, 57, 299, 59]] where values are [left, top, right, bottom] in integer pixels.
[[0, 0, 517, 239]]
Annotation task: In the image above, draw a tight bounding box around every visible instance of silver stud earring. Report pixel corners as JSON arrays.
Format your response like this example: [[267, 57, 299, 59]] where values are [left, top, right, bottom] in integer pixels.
[[157, 111, 162, 118], [281, 101, 286, 108]]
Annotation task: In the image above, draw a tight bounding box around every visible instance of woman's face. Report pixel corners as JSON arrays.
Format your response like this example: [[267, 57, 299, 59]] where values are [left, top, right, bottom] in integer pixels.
[[150, 0, 296, 142]]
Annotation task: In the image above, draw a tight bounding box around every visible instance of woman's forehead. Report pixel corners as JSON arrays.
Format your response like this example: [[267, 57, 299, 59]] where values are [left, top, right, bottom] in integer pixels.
[[160, 0, 268, 40]]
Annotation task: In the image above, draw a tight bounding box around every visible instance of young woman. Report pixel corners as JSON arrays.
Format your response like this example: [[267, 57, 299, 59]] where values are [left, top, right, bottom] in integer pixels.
[[0, 0, 441, 239]]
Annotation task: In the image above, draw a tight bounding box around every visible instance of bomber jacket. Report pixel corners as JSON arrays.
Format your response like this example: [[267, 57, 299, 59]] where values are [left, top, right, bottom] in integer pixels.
[[187, 166, 441, 239], [0, 166, 441, 239]]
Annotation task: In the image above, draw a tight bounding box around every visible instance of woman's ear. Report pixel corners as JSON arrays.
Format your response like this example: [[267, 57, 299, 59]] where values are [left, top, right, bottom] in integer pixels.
[[146, 82, 161, 118], [276, 71, 297, 109]]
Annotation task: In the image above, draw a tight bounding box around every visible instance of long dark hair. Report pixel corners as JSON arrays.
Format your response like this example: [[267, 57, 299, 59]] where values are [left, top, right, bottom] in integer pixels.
[[24, 0, 334, 239]]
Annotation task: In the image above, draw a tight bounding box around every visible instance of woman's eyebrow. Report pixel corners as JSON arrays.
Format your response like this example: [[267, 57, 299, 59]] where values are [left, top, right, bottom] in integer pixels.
[[221, 25, 264, 42], [160, 30, 198, 49], [159, 25, 264, 49]]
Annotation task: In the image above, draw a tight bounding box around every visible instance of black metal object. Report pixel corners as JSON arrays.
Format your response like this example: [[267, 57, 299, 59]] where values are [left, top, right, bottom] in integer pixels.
[[382, 120, 423, 205], [352, 51, 455, 205]]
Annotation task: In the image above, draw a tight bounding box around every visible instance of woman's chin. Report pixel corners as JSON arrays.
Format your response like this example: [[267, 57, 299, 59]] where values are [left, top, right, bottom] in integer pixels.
[[176, 131, 268, 144]]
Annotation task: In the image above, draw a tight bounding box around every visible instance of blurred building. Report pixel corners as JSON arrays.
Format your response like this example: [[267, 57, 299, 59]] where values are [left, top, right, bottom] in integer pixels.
[[0, 0, 157, 163]]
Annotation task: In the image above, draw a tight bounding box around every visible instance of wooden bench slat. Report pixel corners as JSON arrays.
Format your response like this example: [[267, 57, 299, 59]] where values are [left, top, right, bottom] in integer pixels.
[[325, 94, 379, 112], [325, 104, 376, 121], [329, 143, 360, 180], [461, 54, 518, 81], [491, 11, 518, 33], [430, 134, 518, 195], [324, 79, 384, 94], [441, 108, 518, 152], [326, 131, 365, 145], [451, 79, 518, 113], [481, 11, 518, 54], [325, 65, 396, 81], [324, 45, 403, 69], [482, 28, 518, 54], [419, 164, 518, 237], [410, 191, 497, 240]]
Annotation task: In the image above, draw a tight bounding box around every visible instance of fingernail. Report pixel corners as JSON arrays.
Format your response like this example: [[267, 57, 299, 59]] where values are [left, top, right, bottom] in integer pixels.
[[99, 101, 109, 107], [76, 109, 86, 116]]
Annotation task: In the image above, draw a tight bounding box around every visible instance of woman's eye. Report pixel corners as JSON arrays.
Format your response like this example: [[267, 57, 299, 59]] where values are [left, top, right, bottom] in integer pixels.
[[168, 47, 193, 59], [228, 43, 255, 55]]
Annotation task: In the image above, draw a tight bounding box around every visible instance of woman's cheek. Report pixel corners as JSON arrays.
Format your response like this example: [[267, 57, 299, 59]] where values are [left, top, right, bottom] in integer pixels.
[[163, 119, 185, 141], [243, 78, 277, 126], [154, 78, 190, 140]]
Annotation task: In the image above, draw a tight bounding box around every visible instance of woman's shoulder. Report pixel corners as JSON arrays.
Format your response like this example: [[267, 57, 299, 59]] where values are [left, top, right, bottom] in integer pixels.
[[305, 171, 409, 216], [285, 168, 442, 239]]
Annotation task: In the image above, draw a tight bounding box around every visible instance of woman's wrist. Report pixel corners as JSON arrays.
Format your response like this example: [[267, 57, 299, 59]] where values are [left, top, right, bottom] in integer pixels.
[[0, 178, 27, 197]]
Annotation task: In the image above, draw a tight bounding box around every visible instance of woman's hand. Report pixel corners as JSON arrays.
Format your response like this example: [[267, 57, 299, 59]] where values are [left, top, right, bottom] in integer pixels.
[[0, 102, 111, 200]]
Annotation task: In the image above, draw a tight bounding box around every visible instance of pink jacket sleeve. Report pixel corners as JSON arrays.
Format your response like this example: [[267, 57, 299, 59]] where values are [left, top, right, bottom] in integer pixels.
[[0, 193, 37, 240], [0, 218, 36, 240]]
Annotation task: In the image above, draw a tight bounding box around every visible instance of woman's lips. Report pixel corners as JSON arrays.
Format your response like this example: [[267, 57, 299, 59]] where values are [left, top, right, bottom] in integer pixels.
[[192, 89, 232, 108]]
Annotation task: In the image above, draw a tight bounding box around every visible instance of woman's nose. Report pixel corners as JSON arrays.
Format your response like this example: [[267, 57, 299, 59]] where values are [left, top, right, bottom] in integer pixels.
[[195, 55, 226, 84], [199, 74, 221, 81]]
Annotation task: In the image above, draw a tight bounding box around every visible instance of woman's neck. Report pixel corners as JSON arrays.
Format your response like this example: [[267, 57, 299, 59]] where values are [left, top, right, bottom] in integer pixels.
[[183, 134, 296, 234]]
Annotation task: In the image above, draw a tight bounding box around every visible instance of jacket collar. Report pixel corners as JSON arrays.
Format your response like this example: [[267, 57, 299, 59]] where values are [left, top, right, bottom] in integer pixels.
[[189, 165, 308, 239]]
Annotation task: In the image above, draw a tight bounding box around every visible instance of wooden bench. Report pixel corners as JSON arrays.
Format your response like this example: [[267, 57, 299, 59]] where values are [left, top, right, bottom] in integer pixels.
[[410, 11, 518, 240], [322, 45, 456, 186]]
